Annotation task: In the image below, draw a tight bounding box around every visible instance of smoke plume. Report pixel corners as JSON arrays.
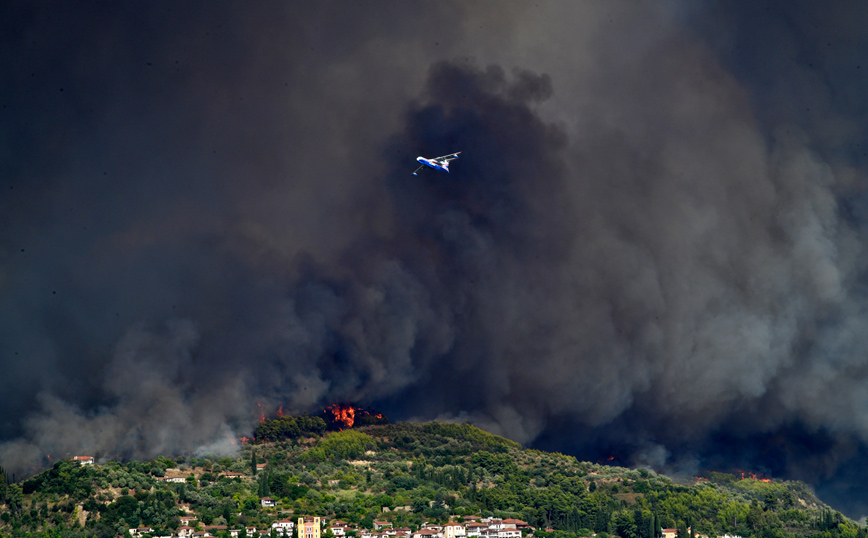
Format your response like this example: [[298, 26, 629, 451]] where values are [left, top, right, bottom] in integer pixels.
[[4, 0, 868, 517]]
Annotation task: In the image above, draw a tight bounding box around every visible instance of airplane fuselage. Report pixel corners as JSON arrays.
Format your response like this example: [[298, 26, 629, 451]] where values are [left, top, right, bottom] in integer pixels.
[[416, 156, 450, 173]]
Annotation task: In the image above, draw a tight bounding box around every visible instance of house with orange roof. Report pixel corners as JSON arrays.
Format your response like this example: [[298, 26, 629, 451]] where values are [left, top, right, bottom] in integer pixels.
[[443, 523, 466, 538], [272, 519, 295, 536], [299, 517, 321, 538]]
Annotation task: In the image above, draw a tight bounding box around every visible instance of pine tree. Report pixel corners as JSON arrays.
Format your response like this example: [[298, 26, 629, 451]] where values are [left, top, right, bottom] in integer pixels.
[[258, 472, 271, 497], [251, 450, 258, 476], [0, 465, 6, 503]]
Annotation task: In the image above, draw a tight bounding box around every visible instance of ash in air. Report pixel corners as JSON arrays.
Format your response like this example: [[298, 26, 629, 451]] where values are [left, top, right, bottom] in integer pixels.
[[4, 1, 868, 517]]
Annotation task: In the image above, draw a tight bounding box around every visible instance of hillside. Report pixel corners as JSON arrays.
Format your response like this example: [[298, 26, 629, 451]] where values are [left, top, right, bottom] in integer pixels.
[[0, 420, 863, 538]]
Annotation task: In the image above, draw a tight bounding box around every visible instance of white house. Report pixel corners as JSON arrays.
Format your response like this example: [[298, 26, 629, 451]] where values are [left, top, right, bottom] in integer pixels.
[[261, 497, 276, 508], [73, 456, 94, 465], [272, 520, 295, 531], [465, 524, 487, 537], [443, 523, 466, 538]]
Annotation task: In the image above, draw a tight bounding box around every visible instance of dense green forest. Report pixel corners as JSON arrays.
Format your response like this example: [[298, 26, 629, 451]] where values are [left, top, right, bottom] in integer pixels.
[[1, 420, 864, 538]]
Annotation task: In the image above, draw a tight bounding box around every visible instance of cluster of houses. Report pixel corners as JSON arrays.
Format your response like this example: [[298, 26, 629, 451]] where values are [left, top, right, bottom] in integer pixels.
[[340, 516, 531, 538], [129, 516, 320, 538], [128, 515, 533, 538]]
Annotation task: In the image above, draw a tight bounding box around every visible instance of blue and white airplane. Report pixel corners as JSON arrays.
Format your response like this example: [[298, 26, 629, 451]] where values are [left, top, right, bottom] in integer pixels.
[[412, 152, 461, 176]]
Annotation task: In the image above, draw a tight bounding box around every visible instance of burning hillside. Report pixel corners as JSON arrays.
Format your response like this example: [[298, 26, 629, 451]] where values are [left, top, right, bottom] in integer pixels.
[[322, 404, 388, 430]]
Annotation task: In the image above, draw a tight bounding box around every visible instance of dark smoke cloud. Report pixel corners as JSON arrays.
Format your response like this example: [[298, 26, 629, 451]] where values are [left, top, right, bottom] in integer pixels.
[[4, 0, 868, 518]]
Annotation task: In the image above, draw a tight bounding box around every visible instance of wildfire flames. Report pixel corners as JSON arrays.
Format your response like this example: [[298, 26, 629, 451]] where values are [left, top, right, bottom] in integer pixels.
[[326, 403, 357, 429], [739, 471, 772, 482], [323, 403, 385, 430]]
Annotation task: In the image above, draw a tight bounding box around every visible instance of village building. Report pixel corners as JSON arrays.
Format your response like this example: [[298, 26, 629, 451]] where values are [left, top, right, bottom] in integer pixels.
[[299, 517, 321, 538], [443, 523, 466, 538], [72, 456, 94, 465], [373, 521, 393, 531], [261, 497, 276, 508], [177, 527, 195, 537], [180, 516, 198, 526], [129, 527, 153, 537], [272, 519, 295, 536], [465, 523, 488, 537]]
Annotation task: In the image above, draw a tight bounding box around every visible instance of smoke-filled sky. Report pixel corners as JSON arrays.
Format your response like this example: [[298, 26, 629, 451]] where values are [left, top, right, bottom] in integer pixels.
[[5, 0, 868, 516]]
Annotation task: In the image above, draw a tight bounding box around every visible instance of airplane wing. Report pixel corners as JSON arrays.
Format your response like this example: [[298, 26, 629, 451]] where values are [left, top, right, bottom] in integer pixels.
[[432, 151, 461, 163], [412, 165, 426, 176]]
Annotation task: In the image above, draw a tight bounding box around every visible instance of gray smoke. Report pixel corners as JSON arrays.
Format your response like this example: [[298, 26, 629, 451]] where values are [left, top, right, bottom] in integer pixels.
[[3, 0, 868, 516]]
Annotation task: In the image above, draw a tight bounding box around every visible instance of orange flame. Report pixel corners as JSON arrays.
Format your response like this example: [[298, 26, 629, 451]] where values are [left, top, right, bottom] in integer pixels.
[[257, 403, 265, 423], [239, 436, 250, 445], [277, 405, 284, 417], [735, 470, 771, 482], [325, 403, 358, 429]]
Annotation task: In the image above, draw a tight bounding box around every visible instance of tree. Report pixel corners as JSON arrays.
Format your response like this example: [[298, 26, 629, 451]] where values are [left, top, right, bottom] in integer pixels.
[[6, 483, 22, 513], [252, 450, 258, 476], [0, 465, 6, 503], [258, 473, 271, 498]]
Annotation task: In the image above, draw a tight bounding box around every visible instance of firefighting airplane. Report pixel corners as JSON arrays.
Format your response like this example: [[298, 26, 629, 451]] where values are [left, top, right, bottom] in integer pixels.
[[412, 152, 461, 176]]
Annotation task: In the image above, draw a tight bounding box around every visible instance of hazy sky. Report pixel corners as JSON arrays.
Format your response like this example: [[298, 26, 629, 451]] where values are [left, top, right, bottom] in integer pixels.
[[4, 0, 868, 517]]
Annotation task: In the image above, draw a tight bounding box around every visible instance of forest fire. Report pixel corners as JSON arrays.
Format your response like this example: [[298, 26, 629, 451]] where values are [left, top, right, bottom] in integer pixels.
[[738, 470, 771, 482], [323, 403, 387, 430]]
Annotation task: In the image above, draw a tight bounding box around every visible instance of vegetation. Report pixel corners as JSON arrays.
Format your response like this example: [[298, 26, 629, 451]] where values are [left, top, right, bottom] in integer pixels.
[[1, 420, 865, 538]]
